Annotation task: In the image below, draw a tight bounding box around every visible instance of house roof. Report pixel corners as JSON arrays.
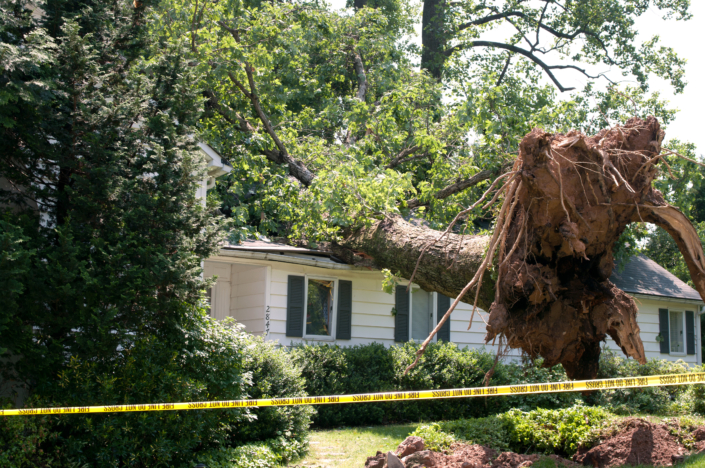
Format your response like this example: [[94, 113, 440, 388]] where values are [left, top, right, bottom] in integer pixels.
[[221, 240, 703, 303], [219, 239, 349, 267], [610, 254, 703, 303]]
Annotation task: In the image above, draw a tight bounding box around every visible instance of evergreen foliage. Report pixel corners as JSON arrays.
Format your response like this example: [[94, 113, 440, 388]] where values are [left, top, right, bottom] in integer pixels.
[[0, 1, 312, 466], [0, 0, 219, 396]]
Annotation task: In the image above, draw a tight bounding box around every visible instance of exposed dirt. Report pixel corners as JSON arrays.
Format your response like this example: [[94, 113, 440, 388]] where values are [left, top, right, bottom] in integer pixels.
[[485, 116, 705, 379], [574, 419, 687, 467], [365, 438, 577, 468], [369, 424, 705, 468]]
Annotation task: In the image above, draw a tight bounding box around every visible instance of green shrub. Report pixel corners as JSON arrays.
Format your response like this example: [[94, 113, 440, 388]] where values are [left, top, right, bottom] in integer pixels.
[[291, 341, 580, 427], [499, 405, 613, 456], [292, 342, 702, 428], [413, 405, 613, 457], [234, 335, 314, 443], [0, 398, 66, 468], [591, 349, 703, 415], [291, 342, 396, 427], [4, 316, 310, 468], [410, 423, 456, 451], [35, 316, 252, 468], [440, 416, 513, 452], [202, 436, 308, 468]]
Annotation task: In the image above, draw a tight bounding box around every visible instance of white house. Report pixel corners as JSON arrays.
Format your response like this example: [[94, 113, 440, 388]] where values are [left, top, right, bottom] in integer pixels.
[[204, 242, 704, 366]]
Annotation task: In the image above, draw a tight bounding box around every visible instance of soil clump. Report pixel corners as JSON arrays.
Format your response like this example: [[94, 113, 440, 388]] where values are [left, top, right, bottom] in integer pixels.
[[368, 423, 705, 468], [574, 419, 689, 467]]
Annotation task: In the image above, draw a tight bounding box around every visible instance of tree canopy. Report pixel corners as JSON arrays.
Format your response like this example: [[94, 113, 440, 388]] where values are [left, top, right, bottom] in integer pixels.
[[155, 0, 695, 247]]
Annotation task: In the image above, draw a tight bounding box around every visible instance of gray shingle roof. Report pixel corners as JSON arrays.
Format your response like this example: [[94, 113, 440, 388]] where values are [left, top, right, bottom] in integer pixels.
[[610, 254, 703, 302]]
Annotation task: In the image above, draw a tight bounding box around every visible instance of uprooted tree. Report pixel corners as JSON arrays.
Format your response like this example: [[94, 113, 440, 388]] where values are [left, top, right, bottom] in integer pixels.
[[341, 116, 705, 379], [157, 0, 701, 378]]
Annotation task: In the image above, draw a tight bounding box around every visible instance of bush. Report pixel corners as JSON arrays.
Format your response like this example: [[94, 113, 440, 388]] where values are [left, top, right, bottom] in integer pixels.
[[2, 316, 311, 468], [499, 405, 613, 456], [410, 423, 456, 451], [34, 316, 252, 468], [234, 335, 314, 443], [291, 341, 581, 427], [291, 342, 396, 427], [0, 398, 66, 468], [591, 349, 704, 415], [292, 342, 704, 427], [440, 416, 513, 452], [202, 436, 308, 468], [412, 405, 614, 457]]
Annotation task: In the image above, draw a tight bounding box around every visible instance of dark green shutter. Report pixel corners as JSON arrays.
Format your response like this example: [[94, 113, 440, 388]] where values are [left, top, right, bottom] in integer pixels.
[[686, 310, 696, 355], [286, 276, 305, 337], [436, 294, 451, 342], [336, 280, 353, 340], [658, 308, 670, 354], [394, 285, 409, 342]]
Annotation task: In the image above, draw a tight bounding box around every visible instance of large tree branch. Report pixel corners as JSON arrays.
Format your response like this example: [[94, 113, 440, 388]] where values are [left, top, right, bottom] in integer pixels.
[[353, 52, 368, 102], [218, 20, 316, 186], [406, 168, 497, 209], [445, 41, 581, 92], [386, 145, 422, 169]]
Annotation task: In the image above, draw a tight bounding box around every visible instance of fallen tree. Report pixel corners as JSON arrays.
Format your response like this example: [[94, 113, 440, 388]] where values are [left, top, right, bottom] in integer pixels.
[[177, 0, 697, 379], [339, 117, 705, 380]]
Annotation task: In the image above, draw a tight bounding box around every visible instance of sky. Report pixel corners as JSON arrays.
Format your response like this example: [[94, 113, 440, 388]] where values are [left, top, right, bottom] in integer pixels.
[[328, 0, 705, 156]]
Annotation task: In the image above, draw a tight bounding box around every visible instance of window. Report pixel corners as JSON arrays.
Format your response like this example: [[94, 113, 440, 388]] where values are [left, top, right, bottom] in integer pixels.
[[659, 308, 696, 356], [670, 310, 685, 354], [411, 288, 433, 341], [286, 275, 352, 340], [305, 278, 336, 338], [394, 285, 451, 343]]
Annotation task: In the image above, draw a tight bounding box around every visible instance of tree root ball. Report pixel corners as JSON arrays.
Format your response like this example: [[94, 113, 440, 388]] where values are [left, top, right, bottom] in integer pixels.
[[487, 116, 705, 379]]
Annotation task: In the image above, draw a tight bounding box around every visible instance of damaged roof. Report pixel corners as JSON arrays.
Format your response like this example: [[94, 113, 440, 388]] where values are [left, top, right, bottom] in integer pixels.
[[610, 254, 702, 302], [222, 240, 702, 303]]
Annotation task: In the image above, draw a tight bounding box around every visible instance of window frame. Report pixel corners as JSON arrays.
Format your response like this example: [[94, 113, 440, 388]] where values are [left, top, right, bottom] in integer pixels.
[[302, 275, 338, 341], [407, 285, 437, 343], [668, 309, 687, 356]]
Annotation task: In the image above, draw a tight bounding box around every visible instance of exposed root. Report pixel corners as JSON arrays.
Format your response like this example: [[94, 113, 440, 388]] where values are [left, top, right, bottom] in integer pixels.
[[400, 117, 705, 380]]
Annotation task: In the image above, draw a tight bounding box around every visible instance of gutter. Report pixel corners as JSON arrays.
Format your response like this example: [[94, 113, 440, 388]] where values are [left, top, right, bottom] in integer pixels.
[[628, 292, 704, 306], [216, 248, 377, 272]]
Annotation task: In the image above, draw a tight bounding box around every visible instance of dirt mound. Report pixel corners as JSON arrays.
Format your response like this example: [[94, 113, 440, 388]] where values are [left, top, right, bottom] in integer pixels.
[[370, 437, 577, 468], [574, 419, 687, 467]]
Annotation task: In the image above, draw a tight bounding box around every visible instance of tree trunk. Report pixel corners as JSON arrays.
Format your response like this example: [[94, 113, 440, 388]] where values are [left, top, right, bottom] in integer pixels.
[[340, 117, 705, 380], [421, 0, 446, 80]]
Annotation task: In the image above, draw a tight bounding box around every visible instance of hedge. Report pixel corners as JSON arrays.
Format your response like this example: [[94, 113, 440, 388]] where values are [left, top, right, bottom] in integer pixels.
[[290, 341, 704, 428], [0, 317, 312, 468]]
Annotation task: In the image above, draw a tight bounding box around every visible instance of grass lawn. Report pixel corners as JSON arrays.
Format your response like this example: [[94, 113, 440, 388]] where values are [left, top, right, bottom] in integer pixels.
[[288, 424, 417, 468]]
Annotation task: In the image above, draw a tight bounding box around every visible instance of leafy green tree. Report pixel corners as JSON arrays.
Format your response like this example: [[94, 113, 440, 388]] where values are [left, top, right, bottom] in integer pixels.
[[0, 0, 219, 395]]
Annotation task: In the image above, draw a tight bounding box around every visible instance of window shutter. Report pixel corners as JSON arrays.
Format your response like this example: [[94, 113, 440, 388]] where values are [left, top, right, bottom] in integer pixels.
[[336, 280, 353, 340], [436, 294, 451, 342], [394, 285, 409, 342], [286, 276, 305, 337], [686, 310, 696, 355], [658, 308, 670, 354]]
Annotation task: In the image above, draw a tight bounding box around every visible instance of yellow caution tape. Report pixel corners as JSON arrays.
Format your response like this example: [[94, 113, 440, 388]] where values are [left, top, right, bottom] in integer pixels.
[[2, 372, 704, 417]]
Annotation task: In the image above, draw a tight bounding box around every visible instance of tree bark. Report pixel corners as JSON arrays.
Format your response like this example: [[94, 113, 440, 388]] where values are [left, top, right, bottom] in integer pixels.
[[421, 0, 446, 80], [339, 117, 705, 380]]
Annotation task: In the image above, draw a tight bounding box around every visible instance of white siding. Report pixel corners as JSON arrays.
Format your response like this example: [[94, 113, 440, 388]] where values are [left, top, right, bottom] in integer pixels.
[[203, 261, 231, 321], [204, 259, 268, 334], [602, 296, 702, 366], [230, 263, 268, 335], [267, 261, 518, 358], [206, 254, 702, 366]]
